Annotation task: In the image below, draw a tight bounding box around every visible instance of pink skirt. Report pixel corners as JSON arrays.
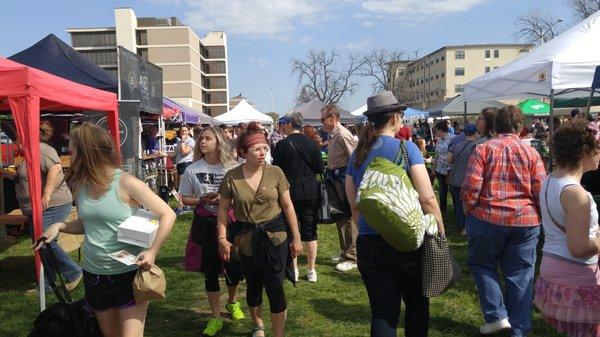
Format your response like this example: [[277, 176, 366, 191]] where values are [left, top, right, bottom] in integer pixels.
[[534, 255, 600, 337]]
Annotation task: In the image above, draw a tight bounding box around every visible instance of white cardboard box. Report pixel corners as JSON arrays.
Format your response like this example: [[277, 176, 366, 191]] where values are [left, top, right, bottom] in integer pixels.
[[117, 209, 159, 248]]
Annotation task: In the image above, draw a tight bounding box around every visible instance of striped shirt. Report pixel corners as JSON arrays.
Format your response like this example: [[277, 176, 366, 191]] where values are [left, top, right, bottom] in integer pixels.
[[461, 134, 546, 227], [448, 139, 477, 187]]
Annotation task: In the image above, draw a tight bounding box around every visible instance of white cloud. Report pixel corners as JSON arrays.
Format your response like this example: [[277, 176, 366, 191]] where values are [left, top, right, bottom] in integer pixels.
[[182, 0, 323, 39], [300, 36, 313, 43], [343, 36, 373, 51], [353, 12, 372, 19], [362, 0, 486, 15], [362, 21, 375, 27], [249, 57, 268, 67]]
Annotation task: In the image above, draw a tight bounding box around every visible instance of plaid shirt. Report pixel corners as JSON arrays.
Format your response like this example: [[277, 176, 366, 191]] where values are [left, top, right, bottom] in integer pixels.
[[461, 134, 546, 227]]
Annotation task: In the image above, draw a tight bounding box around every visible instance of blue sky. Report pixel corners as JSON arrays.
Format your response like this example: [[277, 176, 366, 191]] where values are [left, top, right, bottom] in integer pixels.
[[0, 0, 571, 113]]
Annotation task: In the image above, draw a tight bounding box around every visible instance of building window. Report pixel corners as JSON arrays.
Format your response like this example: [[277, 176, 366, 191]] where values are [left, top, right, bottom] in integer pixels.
[[202, 46, 226, 59], [455, 84, 465, 93], [435, 74, 439, 79], [441, 56, 445, 61], [494, 66, 499, 69], [455, 67, 465, 76], [455, 50, 465, 59], [441, 72, 445, 77], [485, 67, 491, 73], [136, 30, 148, 45], [430, 76, 434, 81], [137, 48, 148, 61], [485, 50, 491, 59], [71, 31, 116, 47], [494, 49, 500, 58], [430, 61, 434, 66], [81, 49, 117, 66], [435, 58, 439, 63], [203, 61, 226, 74]]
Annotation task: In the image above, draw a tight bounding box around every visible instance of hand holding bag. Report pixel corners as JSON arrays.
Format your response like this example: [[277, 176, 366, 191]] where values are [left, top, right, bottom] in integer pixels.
[[132, 265, 166, 303], [29, 238, 102, 337], [421, 224, 461, 297]]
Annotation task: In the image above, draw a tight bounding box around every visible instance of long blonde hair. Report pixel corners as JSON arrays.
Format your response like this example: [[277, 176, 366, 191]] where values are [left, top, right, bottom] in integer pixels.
[[65, 122, 121, 196], [193, 127, 236, 168]]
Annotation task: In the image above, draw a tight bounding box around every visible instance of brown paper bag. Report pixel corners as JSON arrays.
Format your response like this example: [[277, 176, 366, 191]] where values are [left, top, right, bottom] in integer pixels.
[[132, 265, 166, 303]]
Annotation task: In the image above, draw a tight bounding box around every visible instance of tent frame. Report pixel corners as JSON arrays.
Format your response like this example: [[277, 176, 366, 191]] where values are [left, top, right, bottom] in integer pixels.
[[0, 58, 120, 311]]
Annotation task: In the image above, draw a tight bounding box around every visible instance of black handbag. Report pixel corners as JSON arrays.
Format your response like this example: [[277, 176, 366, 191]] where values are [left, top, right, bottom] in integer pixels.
[[421, 232, 461, 297], [287, 140, 341, 224], [29, 239, 102, 337]]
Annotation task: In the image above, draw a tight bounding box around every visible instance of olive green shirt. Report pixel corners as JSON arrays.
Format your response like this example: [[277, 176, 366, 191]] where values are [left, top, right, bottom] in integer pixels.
[[218, 164, 290, 256]]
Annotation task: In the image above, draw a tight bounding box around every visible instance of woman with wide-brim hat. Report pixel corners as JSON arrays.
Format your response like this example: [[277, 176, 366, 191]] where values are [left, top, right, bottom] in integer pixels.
[[345, 91, 445, 336]]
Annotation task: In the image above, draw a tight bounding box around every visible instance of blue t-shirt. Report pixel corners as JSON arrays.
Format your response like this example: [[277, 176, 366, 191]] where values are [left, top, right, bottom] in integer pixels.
[[346, 135, 424, 236]]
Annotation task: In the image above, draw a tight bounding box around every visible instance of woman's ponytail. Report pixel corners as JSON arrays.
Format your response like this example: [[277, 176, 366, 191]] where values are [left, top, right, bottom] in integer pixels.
[[353, 111, 398, 168]]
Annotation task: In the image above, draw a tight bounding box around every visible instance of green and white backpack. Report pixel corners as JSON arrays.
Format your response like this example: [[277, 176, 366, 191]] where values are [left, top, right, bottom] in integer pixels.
[[356, 141, 436, 252]]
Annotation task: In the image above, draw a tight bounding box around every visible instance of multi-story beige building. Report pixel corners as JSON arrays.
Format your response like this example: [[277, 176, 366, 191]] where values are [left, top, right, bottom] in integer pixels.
[[67, 8, 229, 116], [389, 44, 530, 109]]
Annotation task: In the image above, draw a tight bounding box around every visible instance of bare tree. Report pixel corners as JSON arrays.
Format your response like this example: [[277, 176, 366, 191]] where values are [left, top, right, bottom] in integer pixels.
[[513, 9, 564, 45], [566, 0, 600, 20], [359, 49, 407, 93], [265, 111, 280, 124], [290, 49, 364, 106]]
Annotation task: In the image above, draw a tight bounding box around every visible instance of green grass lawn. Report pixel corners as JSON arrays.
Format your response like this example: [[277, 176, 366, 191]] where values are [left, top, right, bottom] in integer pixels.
[[0, 209, 562, 337]]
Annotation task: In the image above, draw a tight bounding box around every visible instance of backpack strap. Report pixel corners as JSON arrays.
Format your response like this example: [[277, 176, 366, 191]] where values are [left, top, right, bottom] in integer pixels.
[[394, 140, 411, 180], [543, 177, 576, 234]]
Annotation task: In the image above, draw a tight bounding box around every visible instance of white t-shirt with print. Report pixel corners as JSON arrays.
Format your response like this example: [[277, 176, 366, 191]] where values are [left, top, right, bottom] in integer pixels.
[[179, 158, 234, 213]]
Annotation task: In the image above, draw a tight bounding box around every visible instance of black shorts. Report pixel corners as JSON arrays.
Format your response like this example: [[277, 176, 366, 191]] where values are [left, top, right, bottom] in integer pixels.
[[293, 200, 318, 242], [83, 269, 137, 312], [176, 161, 192, 176]]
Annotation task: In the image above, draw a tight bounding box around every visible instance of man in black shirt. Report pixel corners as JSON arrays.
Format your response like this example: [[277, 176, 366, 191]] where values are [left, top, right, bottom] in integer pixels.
[[273, 112, 324, 283]]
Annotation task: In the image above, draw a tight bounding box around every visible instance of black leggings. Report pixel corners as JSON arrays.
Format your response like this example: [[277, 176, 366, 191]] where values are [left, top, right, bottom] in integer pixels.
[[204, 262, 242, 292], [241, 244, 288, 314]]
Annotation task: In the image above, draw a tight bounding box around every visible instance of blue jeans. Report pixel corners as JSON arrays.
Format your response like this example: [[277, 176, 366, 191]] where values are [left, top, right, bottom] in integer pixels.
[[29, 203, 82, 289], [357, 235, 429, 337], [465, 215, 540, 337], [449, 185, 465, 230]]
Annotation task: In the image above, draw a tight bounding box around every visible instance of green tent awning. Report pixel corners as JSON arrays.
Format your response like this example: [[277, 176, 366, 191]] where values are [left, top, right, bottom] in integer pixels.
[[518, 99, 550, 116]]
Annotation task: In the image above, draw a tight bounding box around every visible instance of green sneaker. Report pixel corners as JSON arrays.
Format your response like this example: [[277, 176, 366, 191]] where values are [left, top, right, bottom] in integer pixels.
[[226, 300, 245, 320], [203, 317, 223, 336]]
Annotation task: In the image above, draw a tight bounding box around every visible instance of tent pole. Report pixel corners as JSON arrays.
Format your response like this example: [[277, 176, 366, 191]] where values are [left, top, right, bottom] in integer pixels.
[[463, 101, 467, 126], [586, 89, 595, 119], [39, 265, 45, 311], [549, 89, 555, 169], [549, 90, 555, 135]]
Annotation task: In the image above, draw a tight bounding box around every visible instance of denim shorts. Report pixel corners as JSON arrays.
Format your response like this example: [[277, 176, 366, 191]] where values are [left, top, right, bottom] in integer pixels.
[[83, 269, 138, 312]]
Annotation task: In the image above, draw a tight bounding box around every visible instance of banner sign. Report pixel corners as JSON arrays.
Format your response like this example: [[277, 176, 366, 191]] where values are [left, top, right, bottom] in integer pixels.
[[118, 47, 163, 114]]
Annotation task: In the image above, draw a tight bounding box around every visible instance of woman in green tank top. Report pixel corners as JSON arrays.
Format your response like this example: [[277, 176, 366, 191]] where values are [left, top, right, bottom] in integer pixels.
[[35, 123, 176, 337]]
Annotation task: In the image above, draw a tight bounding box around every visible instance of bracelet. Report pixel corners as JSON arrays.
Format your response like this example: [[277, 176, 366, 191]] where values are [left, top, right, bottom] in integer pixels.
[[217, 236, 227, 240]]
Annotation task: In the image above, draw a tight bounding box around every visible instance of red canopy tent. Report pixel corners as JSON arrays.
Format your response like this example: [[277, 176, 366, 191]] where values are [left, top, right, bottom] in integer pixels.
[[0, 57, 120, 303]]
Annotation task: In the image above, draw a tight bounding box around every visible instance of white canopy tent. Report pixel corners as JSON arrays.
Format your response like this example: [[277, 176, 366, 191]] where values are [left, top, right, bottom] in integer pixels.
[[426, 95, 506, 117], [464, 11, 600, 106], [294, 99, 357, 124], [351, 104, 367, 116], [214, 99, 273, 125]]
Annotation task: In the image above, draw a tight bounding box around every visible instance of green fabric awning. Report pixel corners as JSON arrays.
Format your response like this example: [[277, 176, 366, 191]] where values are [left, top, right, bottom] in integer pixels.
[[518, 99, 550, 116], [554, 96, 600, 108]]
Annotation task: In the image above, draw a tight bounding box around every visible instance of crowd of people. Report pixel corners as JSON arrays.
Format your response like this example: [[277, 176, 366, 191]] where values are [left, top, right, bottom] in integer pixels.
[[22, 89, 600, 337]]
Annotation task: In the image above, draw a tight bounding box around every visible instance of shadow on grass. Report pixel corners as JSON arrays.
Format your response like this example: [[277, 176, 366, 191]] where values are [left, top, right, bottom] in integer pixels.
[[0, 255, 36, 292], [430, 316, 490, 336], [0, 235, 28, 254], [308, 298, 370, 323], [146, 306, 247, 337]]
